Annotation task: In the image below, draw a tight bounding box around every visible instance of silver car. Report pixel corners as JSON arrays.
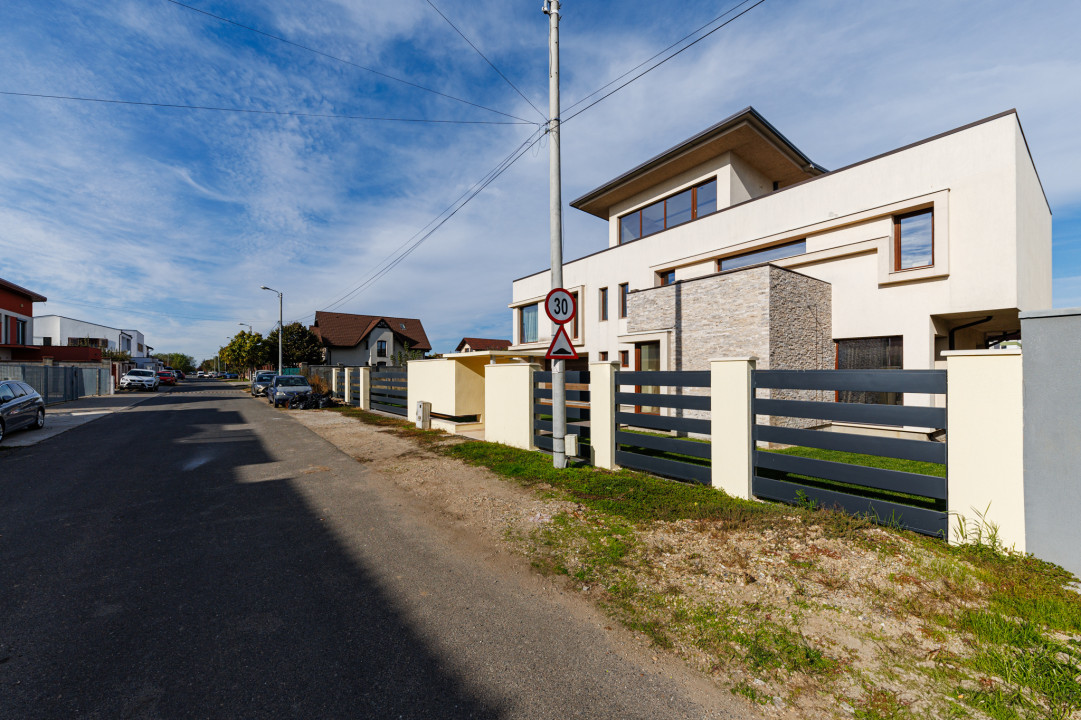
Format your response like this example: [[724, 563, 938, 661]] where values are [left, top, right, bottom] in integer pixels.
[[0, 380, 45, 443], [267, 376, 312, 407], [251, 371, 276, 397]]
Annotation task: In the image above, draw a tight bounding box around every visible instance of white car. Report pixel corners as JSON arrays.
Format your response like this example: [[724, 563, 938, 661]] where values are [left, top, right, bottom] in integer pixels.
[[120, 369, 160, 391]]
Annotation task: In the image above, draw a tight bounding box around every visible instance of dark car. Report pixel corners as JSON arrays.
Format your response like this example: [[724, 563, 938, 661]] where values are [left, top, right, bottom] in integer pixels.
[[267, 375, 312, 407], [0, 380, 45, 443]]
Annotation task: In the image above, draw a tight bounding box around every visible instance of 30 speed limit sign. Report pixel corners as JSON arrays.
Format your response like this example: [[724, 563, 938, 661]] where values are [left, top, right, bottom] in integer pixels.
[[545, 288, 576, 324]]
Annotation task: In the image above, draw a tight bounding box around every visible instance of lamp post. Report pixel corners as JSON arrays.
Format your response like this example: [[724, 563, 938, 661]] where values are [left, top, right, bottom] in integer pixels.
[[238, 323, 253, 378], [238, 322, 252, 334], [260, 286, 283, 375]]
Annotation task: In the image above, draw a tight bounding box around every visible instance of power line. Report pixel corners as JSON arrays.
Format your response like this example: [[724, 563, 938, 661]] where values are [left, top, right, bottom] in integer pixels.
[[563, 0, 767, 124], [162, 0, 534, 124], [423, 0, 546, 121], [0, 91, 534, 125], [309, 126, 547, 317]]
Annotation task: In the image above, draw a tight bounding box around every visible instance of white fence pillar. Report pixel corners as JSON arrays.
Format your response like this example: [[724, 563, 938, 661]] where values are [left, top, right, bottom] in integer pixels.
[[358, 366, 371, 411], [484, 363, 539, 450], [344, 367, 353, 405], [331, 368, 339, 396], [710, 357, 756, 500], [589, 361, 618, 469], [944, 349, 1025, 551]]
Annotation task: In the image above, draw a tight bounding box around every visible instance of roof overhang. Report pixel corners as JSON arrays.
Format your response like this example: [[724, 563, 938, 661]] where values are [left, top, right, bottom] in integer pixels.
[[0, 277, 47, 303], [570, 106, 824, 219]]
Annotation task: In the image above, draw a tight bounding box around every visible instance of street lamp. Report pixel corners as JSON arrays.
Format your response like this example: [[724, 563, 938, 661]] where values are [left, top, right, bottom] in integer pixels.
[[238, 322, 252, 334], [260, 286, 283, 375]]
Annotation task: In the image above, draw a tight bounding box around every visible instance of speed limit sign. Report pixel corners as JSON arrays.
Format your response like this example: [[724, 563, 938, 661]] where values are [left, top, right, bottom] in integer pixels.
[[545, 288, 576, 325]]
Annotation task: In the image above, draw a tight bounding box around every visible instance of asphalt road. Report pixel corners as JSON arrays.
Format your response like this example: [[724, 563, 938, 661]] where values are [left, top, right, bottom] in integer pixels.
[[0, 380, 746, 719]]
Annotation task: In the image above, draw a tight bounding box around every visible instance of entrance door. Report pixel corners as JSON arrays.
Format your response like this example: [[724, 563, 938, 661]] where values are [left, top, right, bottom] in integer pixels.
[[634, 341, 660, 414]]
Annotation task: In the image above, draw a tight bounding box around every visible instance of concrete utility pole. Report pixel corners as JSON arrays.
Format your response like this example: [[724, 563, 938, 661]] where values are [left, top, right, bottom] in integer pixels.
[[543, 0, 566, 469], [261, 286, 284, 375]]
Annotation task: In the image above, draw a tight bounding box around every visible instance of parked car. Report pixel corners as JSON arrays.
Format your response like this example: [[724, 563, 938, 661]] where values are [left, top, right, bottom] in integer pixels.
[[157, 370, 177, 386], [251, 371, 276, 397], [120, 369, 159, 391], [222, 372, 239, 379], [196, 371, 206, 378], [0, 380, 45, 443], [267, 375, 312, 407]]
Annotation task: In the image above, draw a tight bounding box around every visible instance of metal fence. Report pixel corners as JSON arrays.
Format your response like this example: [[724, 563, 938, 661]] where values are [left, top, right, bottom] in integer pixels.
[[370, 369, 408, 416], [532, 370, 591, 460], [0, 363, 112, 405], [752, 369, 948, 537], [615, 370, 712, 485]]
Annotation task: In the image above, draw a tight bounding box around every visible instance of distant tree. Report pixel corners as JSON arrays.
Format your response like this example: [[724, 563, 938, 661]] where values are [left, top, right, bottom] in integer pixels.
[[222, 332, 268, 376], [157, 352, 196, 373], [264, 322, 322, 367], [392, 341, 425, 367]]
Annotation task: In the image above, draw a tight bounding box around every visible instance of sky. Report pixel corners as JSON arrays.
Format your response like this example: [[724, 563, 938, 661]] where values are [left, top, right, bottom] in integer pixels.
[[2, 0, 1080, 361]]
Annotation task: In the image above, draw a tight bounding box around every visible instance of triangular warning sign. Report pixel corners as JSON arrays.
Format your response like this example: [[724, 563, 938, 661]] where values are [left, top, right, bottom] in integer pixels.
[[545, 324, 579, 360]]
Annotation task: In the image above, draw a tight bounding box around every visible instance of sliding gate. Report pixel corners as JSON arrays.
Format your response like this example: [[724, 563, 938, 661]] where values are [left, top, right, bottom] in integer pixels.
[[370, 369, 408, 416], [752, 369, 948, 536]]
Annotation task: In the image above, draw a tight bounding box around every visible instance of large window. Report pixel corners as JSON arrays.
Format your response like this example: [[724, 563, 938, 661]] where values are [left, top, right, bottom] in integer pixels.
[[894, 209, 933, 270], [619, 178, 717, 244], [376, 340, 387, 357], [520, 303, 539, 343], [599, 287, 608, 321], [836, 336, 903, 405], [718, 240, 806, 272]]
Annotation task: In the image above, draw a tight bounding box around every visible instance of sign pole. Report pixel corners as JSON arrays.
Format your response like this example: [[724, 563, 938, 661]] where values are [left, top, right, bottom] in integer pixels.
[[544, 0, 566, 468]]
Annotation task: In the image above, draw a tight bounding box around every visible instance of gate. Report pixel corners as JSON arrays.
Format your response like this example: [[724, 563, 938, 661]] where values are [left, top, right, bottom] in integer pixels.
[[370, 369, 408, 416], [614, 370, 712, 484], [752, 369, 948, 536], [532, 370, 591, 460]]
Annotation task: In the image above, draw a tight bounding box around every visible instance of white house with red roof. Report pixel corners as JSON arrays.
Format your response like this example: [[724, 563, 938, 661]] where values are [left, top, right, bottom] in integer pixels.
[[311, 311, 431, 367]]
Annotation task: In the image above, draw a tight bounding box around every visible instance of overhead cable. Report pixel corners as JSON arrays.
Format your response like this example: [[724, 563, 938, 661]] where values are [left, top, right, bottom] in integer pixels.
[[162, 0, 534, 124], [0, 91, 535, 125]]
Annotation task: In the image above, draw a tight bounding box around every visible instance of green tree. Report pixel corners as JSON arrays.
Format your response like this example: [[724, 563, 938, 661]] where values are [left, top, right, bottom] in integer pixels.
[[392, 341, 425, 367], [264, 322, 323, 367], [222, 332, 269, 376], [157, 352, 195, 373]]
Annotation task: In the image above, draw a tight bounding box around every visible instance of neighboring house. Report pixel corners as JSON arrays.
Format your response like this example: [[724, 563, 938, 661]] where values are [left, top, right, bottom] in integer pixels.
[[33, 315, 149, 357], [0, 277, 46, 361], [455, 337, 512, 353], [509, 107, 1050, 391], [311, 311, 431, 367]]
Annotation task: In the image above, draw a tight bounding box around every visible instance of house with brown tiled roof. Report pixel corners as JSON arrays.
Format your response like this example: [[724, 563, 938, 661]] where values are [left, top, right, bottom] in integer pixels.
[[454, 337, 511, 353], [311, 311, 431, 367]]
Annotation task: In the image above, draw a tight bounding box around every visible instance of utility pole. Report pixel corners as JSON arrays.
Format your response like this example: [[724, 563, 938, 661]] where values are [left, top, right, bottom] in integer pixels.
[[261, 286, 284, 375], [543, 0, 566, 469]]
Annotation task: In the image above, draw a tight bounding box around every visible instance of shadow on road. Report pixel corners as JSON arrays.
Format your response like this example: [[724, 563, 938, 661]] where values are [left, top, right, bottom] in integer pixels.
[[0, 389, 504, 718]]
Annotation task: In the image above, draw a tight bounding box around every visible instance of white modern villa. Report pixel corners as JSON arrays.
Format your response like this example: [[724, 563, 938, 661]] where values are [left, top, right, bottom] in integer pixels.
[[509, 107, 1051, 389]]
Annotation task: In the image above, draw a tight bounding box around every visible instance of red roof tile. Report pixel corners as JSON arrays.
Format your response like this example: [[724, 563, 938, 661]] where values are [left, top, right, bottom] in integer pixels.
[[312, 311, 430, 352]]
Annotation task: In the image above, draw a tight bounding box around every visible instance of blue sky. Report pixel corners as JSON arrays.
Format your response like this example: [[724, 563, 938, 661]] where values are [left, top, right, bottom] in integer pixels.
[[2, 0, 1080, 361]]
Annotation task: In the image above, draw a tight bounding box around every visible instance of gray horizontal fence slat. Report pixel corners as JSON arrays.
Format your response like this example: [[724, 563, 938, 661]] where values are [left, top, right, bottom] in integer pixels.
[[616, 450, 711, 485], [754, 398, 947, 428], [533, 419, 591, 439], [617, 411, 710, 435], [755, 451, 946, 500], [616, 430, 711, 460], [371, 402, 407, 416], [533, 388, 590, 402], [372, 371, 407, 380], [752, 476, 948, 537], [616, 391, 711, 411], [617, 371, 711, 387], [534, 371, 590, 384], [533, 433, 589, 458], [755, 369, 946, 394], [370, 390, 406, 402], [533, 403, 591, 420], [371, 380, 407, 389], [755, 424, 947, 464]]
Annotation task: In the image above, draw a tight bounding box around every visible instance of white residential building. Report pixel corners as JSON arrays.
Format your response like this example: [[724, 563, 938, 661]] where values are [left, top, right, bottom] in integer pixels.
[[33, 315, 150, 357], [509, 108, 1051, 384]]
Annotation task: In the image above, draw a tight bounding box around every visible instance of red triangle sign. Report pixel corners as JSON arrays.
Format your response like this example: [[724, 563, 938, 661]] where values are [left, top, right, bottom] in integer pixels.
[[545, 324, 579, 360]]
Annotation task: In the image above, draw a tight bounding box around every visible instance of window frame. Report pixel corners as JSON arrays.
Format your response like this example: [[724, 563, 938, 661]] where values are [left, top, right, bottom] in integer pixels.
[[619, 350, 630, 368], [717, 239, 807, 272], [617, 177, 718, 245], [658, 270, 675, 286], [376, 340, 388, 358], [893, 208, 934, 271], [618, 283, 628, 319], [599, 287, 608, 321], [599, 351, 608, 361], [519, 302, 540, 344]]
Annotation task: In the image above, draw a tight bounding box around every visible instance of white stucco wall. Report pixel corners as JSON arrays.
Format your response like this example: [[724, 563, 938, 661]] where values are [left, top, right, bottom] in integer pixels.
[[510, 112, 1051, 373]]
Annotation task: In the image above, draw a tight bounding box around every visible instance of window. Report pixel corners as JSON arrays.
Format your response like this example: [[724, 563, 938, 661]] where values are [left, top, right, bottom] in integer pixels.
[[0, 385, 14, 402], [718, 240, 806, 272], [836, 336, 904, 405], [658, 270, 675, 286], [15, 319, 26, 345], [571, 291, 580, 340], [520, 303, 539, 343], [9, 382, 25, 397], [619, 350, 629, 367], [377, 340, 387, 357], [619, 283, 629, 318], [599, 351, 609, 361], [42, 336, 52, 346], [599, 287, 608, 321], [619, 178, 717, 244], [895, 209, 933, 270]]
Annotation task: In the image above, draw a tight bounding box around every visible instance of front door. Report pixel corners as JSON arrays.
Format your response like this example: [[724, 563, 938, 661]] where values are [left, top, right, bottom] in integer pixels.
[[634, 341, 660, 414]]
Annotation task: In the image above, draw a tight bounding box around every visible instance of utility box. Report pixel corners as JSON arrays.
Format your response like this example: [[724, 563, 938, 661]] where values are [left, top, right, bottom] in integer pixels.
[[565, 433, 579, 458], [416, 400, 431, 430]]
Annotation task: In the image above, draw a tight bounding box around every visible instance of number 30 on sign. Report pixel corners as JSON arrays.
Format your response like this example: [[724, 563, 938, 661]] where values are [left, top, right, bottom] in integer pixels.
[[545, 288, 576, 324]]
